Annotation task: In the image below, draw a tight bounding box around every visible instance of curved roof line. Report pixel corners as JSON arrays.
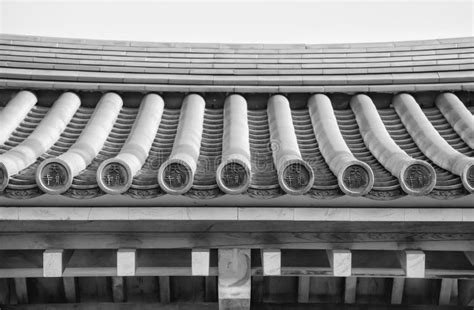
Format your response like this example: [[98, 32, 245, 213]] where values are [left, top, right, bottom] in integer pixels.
[[1, 33, 473, 50]]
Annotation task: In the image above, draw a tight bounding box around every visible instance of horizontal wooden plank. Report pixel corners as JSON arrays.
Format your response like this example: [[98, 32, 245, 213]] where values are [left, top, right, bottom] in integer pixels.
[[2, 220, 474, 234]]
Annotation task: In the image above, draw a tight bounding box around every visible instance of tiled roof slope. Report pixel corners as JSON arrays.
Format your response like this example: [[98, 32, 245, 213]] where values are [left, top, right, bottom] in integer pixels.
[[0, 34, 473, 93], [0, 35, 472, 202]]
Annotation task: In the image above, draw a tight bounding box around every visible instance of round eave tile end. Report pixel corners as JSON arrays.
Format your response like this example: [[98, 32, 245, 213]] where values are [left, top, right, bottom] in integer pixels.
[[36, 158, 72, 195], [399, 160, 436, 196], [97, 158, 133, 195], [278, 159, 314, 195], [216, 159, 251, 195], [0, 163, 8, 191], [461, 163, 474, 193], [338, 161, 375, 197], [158, 159, 194, 195]]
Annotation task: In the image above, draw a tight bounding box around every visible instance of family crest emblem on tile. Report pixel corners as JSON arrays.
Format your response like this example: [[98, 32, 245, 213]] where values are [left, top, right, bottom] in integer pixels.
[[102, 163, 127, 188], [467, 165, 474, 187], [163, 163, 190, 190], [41, 163, 67, 188], [221, 163, 247, 189], [283, 163, 310, 191], [343, 165, 369, 190], [404, 164, 433, 190]]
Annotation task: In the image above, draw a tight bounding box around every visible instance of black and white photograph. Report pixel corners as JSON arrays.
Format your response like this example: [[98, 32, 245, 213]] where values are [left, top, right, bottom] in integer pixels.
[[0, 0, 473, 308]]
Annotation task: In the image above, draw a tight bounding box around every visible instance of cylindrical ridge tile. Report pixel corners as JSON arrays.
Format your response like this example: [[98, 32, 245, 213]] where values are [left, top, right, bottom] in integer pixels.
[[0, 90, 37, 145], [351, 94, 436, 195], [394, 93, 474, 193], [216, 94, 251, 194], [435, 93, 474, 149], [267, 94, 314, 195], [0, 92, 80, 191], [158, 93, 205, 195], [36, 92, 122, 195], [308, 94, 374, 196], [97, 93, 164, 194]]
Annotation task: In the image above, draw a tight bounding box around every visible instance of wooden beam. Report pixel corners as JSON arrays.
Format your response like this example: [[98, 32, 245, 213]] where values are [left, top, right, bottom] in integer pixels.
[[111, 277, 125, 303], [261, 249, 281, 276], [63, 277, 77, 303], [344, 277, 357, 304], [159, 276, 170, 304], [192, 249, 210, 276], [218, 249, 251, 310], [390, 278, 404, 304], [0, 232, 473, 251], [117, 249, 136, 276], [43, 249, 72, 277], [398, 250, 425, 278], [327, 250, 351, 277], [14, 278, 27, 304], [3, 220, 474, 234], [297, 277, 310, 303]]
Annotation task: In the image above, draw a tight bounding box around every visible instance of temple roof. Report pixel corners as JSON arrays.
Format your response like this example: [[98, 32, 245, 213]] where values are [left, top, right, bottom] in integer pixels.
[[0, 35, 472, 203]]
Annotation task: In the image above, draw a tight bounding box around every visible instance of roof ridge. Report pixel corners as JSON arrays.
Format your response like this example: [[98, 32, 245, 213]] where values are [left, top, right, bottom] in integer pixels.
[[0, 33, 472, 50]]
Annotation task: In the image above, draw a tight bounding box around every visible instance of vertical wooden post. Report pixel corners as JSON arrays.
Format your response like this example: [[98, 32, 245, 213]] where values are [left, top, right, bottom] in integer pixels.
[[451, 279, 458, 305], [251, 276, 264, 303], [391, 278, 405, 304], [327, 250, 351, 277], [218, 249, 251, 310], [117, 249, 136, 276], [261, 249, 281, 276], [159, 276, 171, 304], [111, 277, 125, 302], [0, 278, 9, 304], [14, 278, 28, 304], [205, 277, 218, 302], [297, 277, 310, 303], [192, 249, 210, 276], [344, 277, 357, 304], [398, 250, 425, 278], [439, 278, 454, 305], [63, 277, 77, 303]]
